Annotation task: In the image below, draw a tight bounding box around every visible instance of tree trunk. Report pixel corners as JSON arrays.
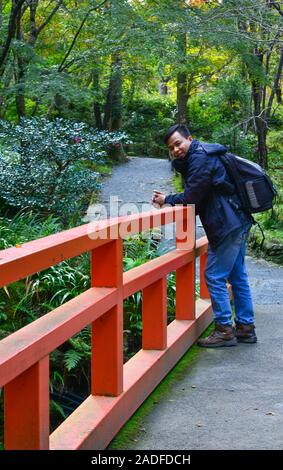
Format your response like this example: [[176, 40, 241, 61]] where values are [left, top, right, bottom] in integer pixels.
[[110, 54, 122, 131], [250, 45, 283, 169], [15, 58, 26, 118], [0, 0, 26, 77], [103, 75, 114, 130], [29, 0, 38, 46], [276, 86, 282, 104], [256, 119, 268, 169], [177, 71, 188, 125], [103, 53, 122, 131], [92, 68, 102, 129], [0, 65, 13, 118], [176, 32, 188, 125], [15, 2, 26, 118], [128, 79, 136, 107], [252, 80, 268, 169], [158, 78, 168, 95], [0, 0, 3, 27], [266, 46, 283, 117], [103, 54, 126, 162], [14, 0, 38, 118]]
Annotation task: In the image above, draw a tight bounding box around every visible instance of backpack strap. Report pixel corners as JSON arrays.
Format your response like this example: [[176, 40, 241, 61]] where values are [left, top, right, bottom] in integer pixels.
[[218, 153, 251, 214]]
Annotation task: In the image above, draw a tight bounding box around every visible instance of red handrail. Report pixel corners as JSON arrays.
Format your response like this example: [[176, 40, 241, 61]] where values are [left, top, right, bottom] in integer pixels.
[[0, 206, 212, 450]]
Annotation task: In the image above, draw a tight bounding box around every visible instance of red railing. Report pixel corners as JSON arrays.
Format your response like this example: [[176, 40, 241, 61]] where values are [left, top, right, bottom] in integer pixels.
[[0, 206, 212, 450]]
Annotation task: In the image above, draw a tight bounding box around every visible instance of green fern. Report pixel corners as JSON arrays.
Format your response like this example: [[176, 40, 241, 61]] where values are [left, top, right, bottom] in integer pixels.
[[49, 371, 65, 394], [63, 350, 83, 372], [50, 399, 67, 420]]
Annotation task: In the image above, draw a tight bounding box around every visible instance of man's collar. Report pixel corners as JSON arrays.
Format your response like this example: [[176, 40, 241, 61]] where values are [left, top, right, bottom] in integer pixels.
[[171, 139, 200, 176]]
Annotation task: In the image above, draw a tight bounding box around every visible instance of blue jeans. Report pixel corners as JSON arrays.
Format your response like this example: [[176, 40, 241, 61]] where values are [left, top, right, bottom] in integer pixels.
[[205, 224, 254, 325]]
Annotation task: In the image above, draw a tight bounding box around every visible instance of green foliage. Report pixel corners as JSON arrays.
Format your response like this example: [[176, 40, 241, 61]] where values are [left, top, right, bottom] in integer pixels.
[[123, 232, 162, 358], [124, 231, 162, 265], [25, 66, 94, 122], [172, 172, 184, 192], [123, 95, 175, 156], [63, 350, 84, 373], [251, 169, 283, 238], [247, 165, 283, 264], [189, 78, 256, 158], [50, 369, 65, 395], [50, 399, 67, 421], [0, 211, 90, 334], [123, 231, 200, 360], [0, 210, 62, 250], [267, 130, 283, 169], [0, 118, 130, 219]]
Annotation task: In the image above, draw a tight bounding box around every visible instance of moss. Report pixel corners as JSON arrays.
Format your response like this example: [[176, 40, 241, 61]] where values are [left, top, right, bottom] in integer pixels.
[[93, 163, 113, 175], [172, 172, 184, 193]]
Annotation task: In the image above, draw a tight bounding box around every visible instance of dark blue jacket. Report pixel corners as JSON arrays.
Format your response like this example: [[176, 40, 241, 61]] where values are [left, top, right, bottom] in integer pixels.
[[164, 139, 253, 248]]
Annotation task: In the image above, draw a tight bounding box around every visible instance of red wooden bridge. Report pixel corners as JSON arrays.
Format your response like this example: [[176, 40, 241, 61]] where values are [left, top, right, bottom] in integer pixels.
[[0, 206, 213, 450]]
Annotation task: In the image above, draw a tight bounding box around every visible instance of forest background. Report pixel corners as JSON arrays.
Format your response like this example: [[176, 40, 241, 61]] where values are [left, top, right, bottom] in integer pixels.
[[0, 0, 282, 441]]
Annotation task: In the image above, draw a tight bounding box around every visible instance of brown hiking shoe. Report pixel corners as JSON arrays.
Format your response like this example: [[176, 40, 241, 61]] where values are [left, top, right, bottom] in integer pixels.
[[235, 322, 257, 343], [197, 323, 237, 348]]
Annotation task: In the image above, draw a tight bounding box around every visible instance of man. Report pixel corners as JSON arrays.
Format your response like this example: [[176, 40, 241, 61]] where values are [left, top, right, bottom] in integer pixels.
[[152, 124, 257, 347]]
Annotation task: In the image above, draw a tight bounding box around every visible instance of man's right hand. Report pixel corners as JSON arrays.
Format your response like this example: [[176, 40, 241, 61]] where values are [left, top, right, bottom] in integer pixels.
[[152, 191, 166, 208]]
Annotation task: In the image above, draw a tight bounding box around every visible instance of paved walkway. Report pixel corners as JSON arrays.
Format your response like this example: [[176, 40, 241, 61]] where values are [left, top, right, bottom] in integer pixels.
[[117, 304, 283, 450], [86, 157, 283, 450], [84, 156, 176, 219]]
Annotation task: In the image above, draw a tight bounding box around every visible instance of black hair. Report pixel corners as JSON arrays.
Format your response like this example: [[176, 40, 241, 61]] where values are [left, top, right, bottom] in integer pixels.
[[164, 124, 191, 144]]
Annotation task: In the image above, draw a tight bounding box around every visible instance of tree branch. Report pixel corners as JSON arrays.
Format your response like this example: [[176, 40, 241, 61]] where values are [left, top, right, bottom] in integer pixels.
[[266, 46, 283, 119], [58, 0, 109, 72], [217, 107, 272, 139], [36, 0, 64, 37], [0, 0, 26, 76], [268, 1, 283, 17]]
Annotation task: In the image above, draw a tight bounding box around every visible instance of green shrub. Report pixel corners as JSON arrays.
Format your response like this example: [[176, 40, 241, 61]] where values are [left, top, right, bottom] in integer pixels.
[[266, 130, 283, 169], [123, 95, 175, 157], [0, 118, 131, 219]]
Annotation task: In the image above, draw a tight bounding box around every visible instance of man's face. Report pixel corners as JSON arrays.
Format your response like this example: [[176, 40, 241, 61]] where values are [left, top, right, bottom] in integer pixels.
[[167, 131, 192, 159]]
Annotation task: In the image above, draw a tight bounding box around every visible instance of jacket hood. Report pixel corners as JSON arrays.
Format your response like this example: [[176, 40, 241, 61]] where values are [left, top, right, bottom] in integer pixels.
[[172, 140, 227, 176], [200, 142, 227, 155]]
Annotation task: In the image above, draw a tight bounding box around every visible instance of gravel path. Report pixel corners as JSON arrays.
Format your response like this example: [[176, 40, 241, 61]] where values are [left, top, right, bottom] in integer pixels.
[[85, 156, 176, 218]]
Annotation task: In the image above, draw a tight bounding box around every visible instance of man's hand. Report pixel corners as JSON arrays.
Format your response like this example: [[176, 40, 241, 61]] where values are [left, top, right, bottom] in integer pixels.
[[152, 190, 166, 208]]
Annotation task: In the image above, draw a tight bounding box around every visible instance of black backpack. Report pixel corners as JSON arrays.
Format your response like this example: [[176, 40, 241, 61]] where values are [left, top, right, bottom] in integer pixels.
[[217, 153, 277, 215]]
